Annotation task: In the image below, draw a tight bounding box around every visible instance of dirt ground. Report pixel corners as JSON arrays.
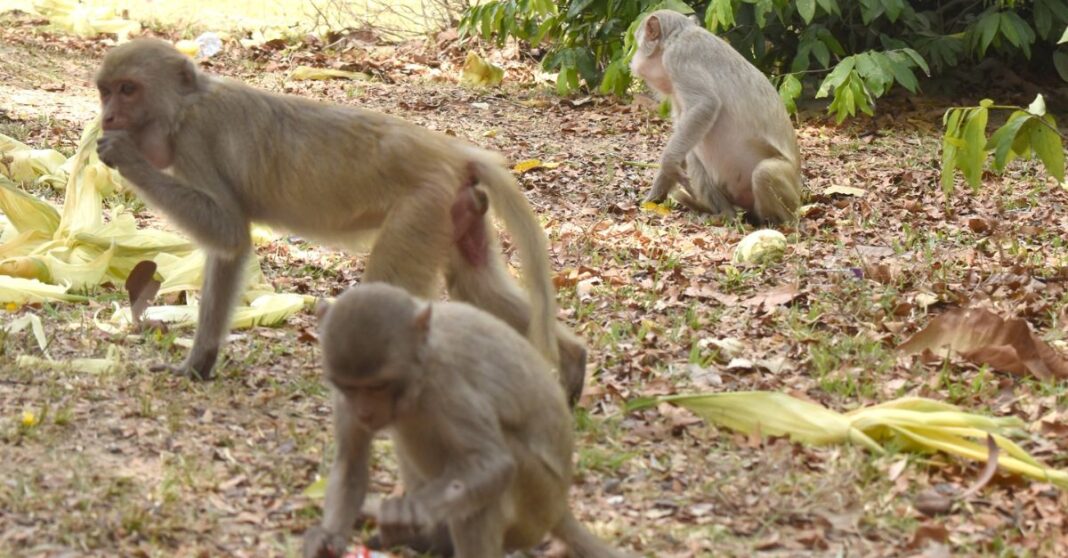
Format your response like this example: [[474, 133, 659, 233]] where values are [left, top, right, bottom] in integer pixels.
[[1, 12, 1067, 558]]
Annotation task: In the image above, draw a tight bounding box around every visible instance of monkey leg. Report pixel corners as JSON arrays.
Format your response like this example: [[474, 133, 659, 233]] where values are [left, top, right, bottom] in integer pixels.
[[446, 239, 587, 407], [674, 152, 735, 217], [751, 158, 802, 224], [159, 251, 248, 379], [369, 523, 453, 557], [363, 190, 453, 298], [447, 504, 506, 558]]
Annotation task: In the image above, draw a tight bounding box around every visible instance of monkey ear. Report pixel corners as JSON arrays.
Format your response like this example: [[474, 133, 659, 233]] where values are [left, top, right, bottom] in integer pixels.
[[645, 15, 662, 42], [178, 57, 199, 93], [411, 304, 432, 345]]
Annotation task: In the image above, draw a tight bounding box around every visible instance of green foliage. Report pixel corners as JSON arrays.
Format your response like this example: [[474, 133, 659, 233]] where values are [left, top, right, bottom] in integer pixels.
[[941, 95, 1065, 194], [460, 0, 1068, 122]]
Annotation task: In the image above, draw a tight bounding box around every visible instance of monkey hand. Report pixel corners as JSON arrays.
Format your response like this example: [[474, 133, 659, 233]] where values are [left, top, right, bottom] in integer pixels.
[[97, 131, 145, 170], [378, 495, 434, 546], [302, 526, 349, 558], [647, 159, 689, 203]]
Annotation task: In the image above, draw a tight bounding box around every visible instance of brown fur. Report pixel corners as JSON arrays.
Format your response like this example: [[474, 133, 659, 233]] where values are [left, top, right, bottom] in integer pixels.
[[304, 283, 629, 558], [94, 38, 585, 402], [630, 10, 803, 225]]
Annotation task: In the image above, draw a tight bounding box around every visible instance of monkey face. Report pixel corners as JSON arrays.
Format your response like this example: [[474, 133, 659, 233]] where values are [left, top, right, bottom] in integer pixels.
[[97, 78, 145, 131], [331, 374, 403, 431]]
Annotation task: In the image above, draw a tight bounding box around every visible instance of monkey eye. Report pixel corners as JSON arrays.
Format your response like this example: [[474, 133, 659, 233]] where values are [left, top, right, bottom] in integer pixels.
[[119, 82, 137, 95]]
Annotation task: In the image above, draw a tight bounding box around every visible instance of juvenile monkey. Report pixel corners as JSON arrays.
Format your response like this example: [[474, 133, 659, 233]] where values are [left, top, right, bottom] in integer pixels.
[[94, 38, 586, 403], [304, 283, 630, 558], [630, 10, 803, 224]]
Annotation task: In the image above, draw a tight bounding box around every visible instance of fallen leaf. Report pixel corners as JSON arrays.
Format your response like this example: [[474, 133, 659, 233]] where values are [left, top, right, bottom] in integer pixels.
[[899, 307, 1068, 379], [824, 185, 867, 197]]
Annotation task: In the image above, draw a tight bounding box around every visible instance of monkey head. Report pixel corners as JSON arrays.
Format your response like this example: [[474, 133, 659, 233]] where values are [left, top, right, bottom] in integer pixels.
[[318, 283, 431, 431], [95, 38, 199, 138]]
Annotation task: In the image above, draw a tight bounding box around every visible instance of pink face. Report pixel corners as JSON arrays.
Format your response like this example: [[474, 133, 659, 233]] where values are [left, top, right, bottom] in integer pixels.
[[331, 373, 402, 431], [97, 77, 144, 131]]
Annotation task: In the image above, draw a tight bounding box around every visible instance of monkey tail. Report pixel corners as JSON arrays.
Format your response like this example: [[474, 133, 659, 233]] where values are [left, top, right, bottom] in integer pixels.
[[552, 511, 631, 558], [464, 147, 560, 369]]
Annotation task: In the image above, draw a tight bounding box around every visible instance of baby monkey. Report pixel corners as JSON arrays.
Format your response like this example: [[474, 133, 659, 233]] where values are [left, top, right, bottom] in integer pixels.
[[305, 283, 629, 558]]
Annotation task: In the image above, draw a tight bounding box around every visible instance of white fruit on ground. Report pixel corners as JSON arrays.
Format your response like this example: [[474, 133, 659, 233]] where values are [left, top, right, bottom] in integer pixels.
[[732, 229, 787, 264]]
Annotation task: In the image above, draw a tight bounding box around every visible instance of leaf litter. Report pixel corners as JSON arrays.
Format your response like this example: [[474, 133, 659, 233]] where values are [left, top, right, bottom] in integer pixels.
[[0, 13, 1067, 557]]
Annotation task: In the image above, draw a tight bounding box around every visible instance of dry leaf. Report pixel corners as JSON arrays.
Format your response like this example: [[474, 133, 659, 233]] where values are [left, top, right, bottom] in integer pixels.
[[899, 307, 1068, 379]]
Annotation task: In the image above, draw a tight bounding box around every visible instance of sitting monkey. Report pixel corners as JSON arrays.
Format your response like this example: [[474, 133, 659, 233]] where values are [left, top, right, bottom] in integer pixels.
[[304, 283, 630, 558], [631, 10, 803, 224]]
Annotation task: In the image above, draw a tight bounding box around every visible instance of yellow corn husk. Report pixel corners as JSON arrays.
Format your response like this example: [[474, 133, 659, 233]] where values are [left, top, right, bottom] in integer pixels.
[[0, 230, 49, 259], [460, 51, 504, 88], [16, 344, 123, 375], [111, 293, 307, 330], [659, 392, 884, 453], [0, 178, 61, 235], [154, 250, 273, 301], [652, 391, 1068, 489], [0, 256, 51, 282], [0, 276, 84, 303]]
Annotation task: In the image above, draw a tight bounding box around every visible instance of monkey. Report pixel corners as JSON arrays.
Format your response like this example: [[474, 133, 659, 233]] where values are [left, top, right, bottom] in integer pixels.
[[630, 10, 803, 225], [94, 38, 586, 404], [303, 283, 630, 558]]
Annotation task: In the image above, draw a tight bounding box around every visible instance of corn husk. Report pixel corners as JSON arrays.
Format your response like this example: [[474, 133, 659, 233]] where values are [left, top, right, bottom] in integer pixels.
[[111, 293, 309, 330], [461, 51, 504, 88], [17, 344, 123, 374], [645, 392, 1068, 488]]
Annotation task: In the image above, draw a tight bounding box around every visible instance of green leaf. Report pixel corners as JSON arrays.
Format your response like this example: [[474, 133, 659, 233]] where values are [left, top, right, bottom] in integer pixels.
[[986, 111, 1031, 170], [705, 0, 736, 31], [598, 58, 631, 96], [1035, 1, 1053, 39], [960, 107, 989, 191], [752, 0, 773, 27], [1000, 12, 1036, 58], [999, 13, 1022, 47], [1055, 51, 1068, 82], [778, 74, 802, 114], [1061, 26, 1068, 44], [883, 0, 904, 22], [1031, 115, 1066, 182], [818, 28, 847, 56], [816, 0, 841, 16], [941, 109, 965, 194], [791, 42, 813, 72], [887, 58, 919, 92], [900, 47, 931, 76], [797, 0, 816, 23], [860, 0, 884, 25], [566, 0, 596, 19], [816, 56, 855, 98], [812, 42, 831, 68], [975, 12, 999, 57]]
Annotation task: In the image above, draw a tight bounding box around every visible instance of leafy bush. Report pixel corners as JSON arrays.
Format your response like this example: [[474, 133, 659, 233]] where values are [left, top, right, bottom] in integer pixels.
[[460, 0, 1068, 122], [942, 95, 1065, 193]]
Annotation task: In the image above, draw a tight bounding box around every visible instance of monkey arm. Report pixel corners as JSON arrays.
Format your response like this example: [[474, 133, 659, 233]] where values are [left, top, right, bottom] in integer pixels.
[[97, 131, 249, 256], [412, 402, 517, 523], [660, 80, 720, 165], [117, 160, 251, 255], [321, 397, 373, 537]]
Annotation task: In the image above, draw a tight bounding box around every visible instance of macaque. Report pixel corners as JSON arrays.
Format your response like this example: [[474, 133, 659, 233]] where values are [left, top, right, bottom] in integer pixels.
[[94, 38, 585, 403], [630, 10, 803, 224], [304, 283, 630, 558]]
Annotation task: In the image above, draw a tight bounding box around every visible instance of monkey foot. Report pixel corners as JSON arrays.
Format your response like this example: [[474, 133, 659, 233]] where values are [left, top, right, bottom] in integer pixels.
[[149, 362, 213, 381]]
